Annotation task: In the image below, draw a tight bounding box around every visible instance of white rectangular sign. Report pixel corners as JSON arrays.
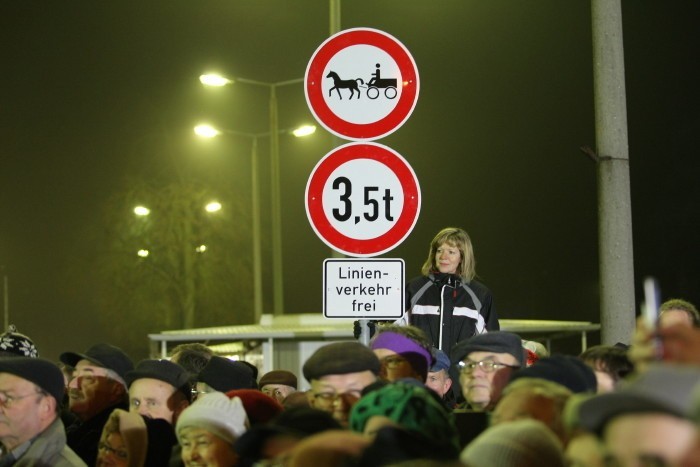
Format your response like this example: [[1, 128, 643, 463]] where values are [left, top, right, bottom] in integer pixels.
[[323, 258, 405, 319]]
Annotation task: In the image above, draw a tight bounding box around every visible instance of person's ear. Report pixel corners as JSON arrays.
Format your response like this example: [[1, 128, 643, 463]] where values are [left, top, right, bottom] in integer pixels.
[[306, 389, 316, 407], [38, 394, 56, 421], [172, 398, 189, 423]]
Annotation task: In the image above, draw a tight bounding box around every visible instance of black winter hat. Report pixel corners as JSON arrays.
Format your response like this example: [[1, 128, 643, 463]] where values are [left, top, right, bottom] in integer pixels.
[[508, 354, 597, 394], [198, 356, 256, 392], [451, 331, 526, 367], [60, 343, 134, 380], [303, 341, 380, 382], [0, 357, 65, 404], [126, 359, 191, 396]]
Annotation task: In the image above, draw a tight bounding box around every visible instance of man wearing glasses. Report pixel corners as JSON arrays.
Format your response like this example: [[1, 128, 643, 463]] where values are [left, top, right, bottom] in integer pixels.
[[452, 331, 525, 411], [60, 343, 133, 466], [303, 341, 380, 427], [125, 359, 192, 425], [0, 357, 86, 466]]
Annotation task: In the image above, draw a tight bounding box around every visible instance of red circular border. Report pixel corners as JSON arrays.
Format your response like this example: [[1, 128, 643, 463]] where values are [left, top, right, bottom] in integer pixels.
[[305, 142, 421, 256], [305, 28, 419, 141]]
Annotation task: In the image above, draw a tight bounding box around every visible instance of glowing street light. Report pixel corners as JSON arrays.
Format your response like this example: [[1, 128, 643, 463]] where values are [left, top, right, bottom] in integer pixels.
[[199, 73, 233, 87], [194, 119, 315, 320], [194, 124, 221, 138], [205, 201, 222, 213], [292, 125, 317, 138], [137, 249, 149, 258], [200, 73, 307, 316], [134, 206, 150, 216]]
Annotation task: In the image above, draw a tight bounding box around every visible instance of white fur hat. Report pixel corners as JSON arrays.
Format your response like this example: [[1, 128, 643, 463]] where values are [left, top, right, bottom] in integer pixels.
[[176, 392, 248, 444]]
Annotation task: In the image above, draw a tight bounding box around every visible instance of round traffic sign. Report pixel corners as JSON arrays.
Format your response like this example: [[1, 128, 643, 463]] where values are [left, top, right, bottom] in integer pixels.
[[305, 142, 421, 257], [305, 28, 420, 141]]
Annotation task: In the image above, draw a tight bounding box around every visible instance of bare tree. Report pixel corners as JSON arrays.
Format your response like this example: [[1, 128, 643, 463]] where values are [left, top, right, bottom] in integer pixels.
[[92, 175, 252, 356]]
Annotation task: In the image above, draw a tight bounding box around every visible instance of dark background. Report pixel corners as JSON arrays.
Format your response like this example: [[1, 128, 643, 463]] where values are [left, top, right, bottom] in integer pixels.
[[1, 1, 698, 360]]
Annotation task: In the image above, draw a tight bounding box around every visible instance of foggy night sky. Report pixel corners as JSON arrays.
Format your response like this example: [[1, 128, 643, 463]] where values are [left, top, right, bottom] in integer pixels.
[[1, 1, 698, 360]]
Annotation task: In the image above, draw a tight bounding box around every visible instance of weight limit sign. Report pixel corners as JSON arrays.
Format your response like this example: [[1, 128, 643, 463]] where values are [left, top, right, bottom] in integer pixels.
[[305, 142, 421, 257]]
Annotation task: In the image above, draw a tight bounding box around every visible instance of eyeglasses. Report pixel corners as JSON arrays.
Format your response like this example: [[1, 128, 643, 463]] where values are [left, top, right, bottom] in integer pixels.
[[380, 355, 409, 369], [98, 441, 128, 460], [312, 390, 362, 407], [190, 388, 211, 400], [458, 360, 519, 374], [0, 391, 43, 409]]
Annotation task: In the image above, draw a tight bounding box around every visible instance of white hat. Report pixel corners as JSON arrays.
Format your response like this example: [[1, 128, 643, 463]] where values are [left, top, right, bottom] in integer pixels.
[[176, 392, 248, 444]]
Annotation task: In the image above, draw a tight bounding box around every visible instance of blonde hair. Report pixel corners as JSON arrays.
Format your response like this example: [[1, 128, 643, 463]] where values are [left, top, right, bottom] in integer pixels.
[[420, 227, 476, 281]]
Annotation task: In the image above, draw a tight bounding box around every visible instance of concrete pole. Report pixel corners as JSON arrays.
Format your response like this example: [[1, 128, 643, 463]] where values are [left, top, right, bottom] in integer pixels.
[[251, 137, 263, 323], [591, 0, 636, 344]]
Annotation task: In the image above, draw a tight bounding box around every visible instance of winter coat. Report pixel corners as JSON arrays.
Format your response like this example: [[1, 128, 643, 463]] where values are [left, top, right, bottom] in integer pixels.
[[405, 272, 499, 362]]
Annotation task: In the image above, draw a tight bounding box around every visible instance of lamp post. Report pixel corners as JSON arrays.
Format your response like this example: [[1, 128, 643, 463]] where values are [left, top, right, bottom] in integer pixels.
[[194, 123, 315, 323], [200, 74, 304, 316]]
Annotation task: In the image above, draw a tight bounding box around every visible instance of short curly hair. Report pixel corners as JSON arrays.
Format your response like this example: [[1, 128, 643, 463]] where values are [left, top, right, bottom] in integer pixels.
[[660, 298, 700, 327]]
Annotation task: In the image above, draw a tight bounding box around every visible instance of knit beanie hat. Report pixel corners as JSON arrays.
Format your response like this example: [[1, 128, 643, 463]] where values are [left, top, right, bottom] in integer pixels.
[[349, 381, 459, 453], [0, 325, 38, 358], [225, 389, 284, 425], [460, 419, 565, 467], [176, 392, 248, 444]]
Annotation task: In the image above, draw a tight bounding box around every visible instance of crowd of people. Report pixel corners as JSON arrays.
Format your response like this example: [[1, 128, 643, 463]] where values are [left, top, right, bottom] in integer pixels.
[[0, 297, 698, 466], [0, 227, 698, 466]]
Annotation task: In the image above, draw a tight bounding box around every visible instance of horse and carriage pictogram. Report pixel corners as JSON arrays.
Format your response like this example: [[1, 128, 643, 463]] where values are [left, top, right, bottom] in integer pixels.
[[326, 64, 398, 100]]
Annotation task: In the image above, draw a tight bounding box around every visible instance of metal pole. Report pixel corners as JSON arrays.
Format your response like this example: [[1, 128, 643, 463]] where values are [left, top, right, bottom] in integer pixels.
[[251, 137, 263, 323], [328, 0, 346, 261], [270, 85, 284, 316], [330, 0, 341, 35], [225, 77, 304, 317], [591, 0, 635, 345]]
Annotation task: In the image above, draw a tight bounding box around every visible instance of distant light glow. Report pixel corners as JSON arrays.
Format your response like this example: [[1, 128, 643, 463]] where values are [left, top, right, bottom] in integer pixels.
[[205, 201, 222, 213], [137, 249, 149, 258], [194, 124, 221, 138], [199, 74, 232, 87], [195, 245, 207, 253], [133, 206, 150, 216], [293, 125, 317, 137]]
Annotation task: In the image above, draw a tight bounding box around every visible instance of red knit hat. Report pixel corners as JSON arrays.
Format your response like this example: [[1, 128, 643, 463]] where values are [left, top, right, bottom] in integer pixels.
[[226, 389, 283, 425]]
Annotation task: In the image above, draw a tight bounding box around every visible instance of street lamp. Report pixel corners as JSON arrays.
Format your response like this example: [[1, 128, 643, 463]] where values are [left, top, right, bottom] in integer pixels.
[[194, 122, 315, 322], [200, 72, 305, 316]]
